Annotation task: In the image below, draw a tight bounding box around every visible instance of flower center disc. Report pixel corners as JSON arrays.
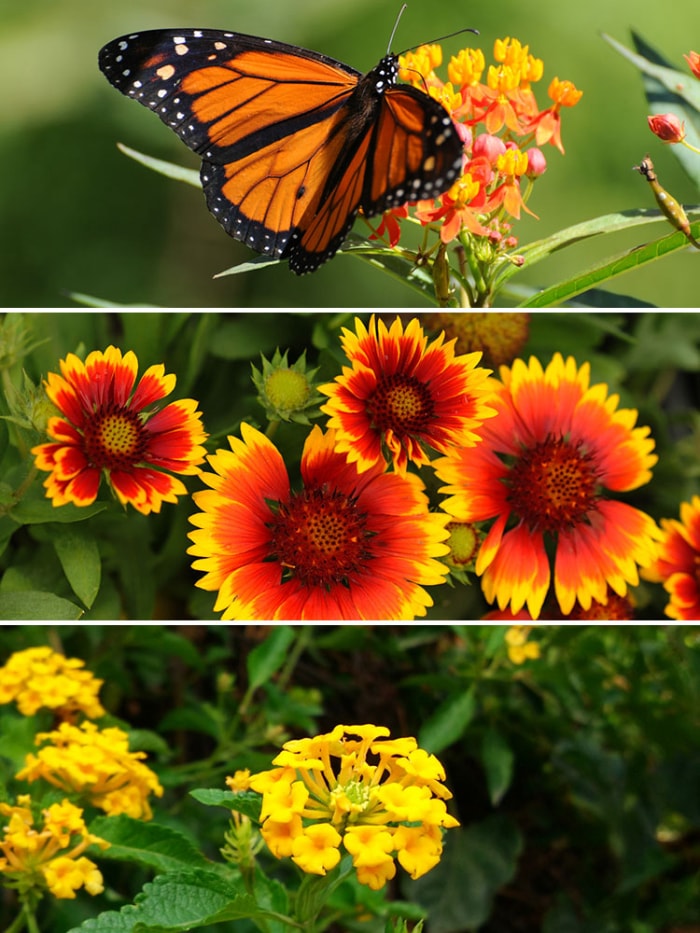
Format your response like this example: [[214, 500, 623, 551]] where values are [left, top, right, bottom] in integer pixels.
[[83, 408, 146, 469], [367, 375, 433, 435], [269, 490, 370, 587], [506, 436, 598, 534]]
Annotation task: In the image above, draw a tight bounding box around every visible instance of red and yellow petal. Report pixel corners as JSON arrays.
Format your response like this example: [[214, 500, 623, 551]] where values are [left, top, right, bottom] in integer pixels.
[[110, 468, 187, 515], [130, 363, 177, 411]]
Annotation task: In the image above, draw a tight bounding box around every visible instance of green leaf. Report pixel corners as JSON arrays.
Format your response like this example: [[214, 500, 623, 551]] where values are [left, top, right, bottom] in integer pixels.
[[190, 788, 262, 821], [0, 591, 83, 620], [520, 223, 700, 307], [246, 626, 296, 691], [418, 689, 476, 755], [495, 205, 700, 295], [90, 816, 211, 873], [65, 870, 277, 933], [52, 524, 101, 608], [9, 496, 107, 525], [481, 729, 515, 806], [409, 816, 522, 933], [116, 143, 201, 188]]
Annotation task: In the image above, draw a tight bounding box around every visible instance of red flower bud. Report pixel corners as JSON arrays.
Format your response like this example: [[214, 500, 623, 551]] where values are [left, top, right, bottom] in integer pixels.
[[526, 147, 547, 177], [647, 113, 685, 143], [684, 51, 700, 79]]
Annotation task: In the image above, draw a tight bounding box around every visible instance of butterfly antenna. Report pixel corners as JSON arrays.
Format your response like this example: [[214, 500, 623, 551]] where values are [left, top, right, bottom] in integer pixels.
[[388, 4, 408, 55], [394, 25, 480, 58]]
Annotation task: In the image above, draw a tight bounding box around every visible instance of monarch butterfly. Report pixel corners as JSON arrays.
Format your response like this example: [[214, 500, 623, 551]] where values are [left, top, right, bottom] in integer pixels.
[[98, 19, 465, 274]]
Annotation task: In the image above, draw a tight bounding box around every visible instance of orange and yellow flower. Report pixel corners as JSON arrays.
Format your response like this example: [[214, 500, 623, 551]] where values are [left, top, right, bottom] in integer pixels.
[[188, 423, 450, 620], [0, 796, 108, 899], [319, 316, 496, 475], [435, 353, 662, 619], [245, 724, 459, 889], [0, 646, 105, 719], [642, 495, 700, 620], [32, 345, 207, 515]]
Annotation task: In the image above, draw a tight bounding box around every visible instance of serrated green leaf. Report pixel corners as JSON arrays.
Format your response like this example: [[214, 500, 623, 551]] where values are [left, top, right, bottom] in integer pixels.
[[64, 870, 283, 933], [52, 524, 101, 608], [247, 626, 296, 691], [90, 816, 210, 873], [117, 143, 201, 188], [0, 591, 83, 621], [481, 729, 515, 806], [418, 690, 476, 755]]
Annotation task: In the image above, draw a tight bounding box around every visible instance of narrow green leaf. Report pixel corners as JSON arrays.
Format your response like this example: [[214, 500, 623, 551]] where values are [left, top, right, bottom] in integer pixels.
[[481, 729, 515, 806], [496, 206, 700, 293], [52, 525, 101, 608], [247, 626, 296, 691], [603, 32, 700, 112], [116, 143, 201, 188], [521, 224, 700, 307], [418, 689, 476, 755], [0, 591, 83, 621], [90, 816, 211, 873], [64, 292, 159, 308]]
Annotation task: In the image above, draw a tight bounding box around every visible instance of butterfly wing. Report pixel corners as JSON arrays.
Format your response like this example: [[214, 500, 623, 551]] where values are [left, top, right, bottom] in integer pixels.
[[99, 30, 463, 274]]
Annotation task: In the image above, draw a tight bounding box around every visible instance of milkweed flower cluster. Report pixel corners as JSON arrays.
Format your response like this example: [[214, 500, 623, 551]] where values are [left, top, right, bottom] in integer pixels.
[[0, 797, 108, 899], [0, 646, 105, 719], [245, 724, 459, 890], [435, 353, 662, 619], [16, 721, 164, 820], [370, 38, 582, 273], [32, 345, 207, 515]]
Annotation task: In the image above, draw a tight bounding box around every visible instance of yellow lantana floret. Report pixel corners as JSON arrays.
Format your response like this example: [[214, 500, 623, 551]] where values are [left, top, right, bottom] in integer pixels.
[[0, 797, 108, 899], [0, 647, 105, 719], [16, 721, 163, 820], [240, 724, 459, 890]]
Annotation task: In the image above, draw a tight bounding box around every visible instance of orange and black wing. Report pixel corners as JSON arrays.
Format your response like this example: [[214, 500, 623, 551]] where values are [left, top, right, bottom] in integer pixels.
[[98, 29, 463, 274]]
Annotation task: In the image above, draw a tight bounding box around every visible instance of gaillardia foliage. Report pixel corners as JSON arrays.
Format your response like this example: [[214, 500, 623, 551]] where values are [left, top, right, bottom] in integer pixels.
[[32, 345, 207, 514], [188, 424, 450, 620], [319, 315, 495, 475], [435, 353, 661, 618], [246, 724, 459, 890]]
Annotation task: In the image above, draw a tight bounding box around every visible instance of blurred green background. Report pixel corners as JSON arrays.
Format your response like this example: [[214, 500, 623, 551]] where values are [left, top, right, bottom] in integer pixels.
[[1, 0, 698, 308]]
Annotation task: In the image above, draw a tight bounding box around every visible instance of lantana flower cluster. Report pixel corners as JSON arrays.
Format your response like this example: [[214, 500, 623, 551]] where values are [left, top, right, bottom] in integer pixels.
[[369, 37, 582, 285], [245, 724, 459, 889], [0, 646, 105, 719], [0, 797, 108, 900], [16, 720, 164, 820]]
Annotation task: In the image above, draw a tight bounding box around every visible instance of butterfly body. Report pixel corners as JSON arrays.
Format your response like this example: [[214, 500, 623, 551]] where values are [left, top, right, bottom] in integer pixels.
[[99, 28, 464, 273]]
